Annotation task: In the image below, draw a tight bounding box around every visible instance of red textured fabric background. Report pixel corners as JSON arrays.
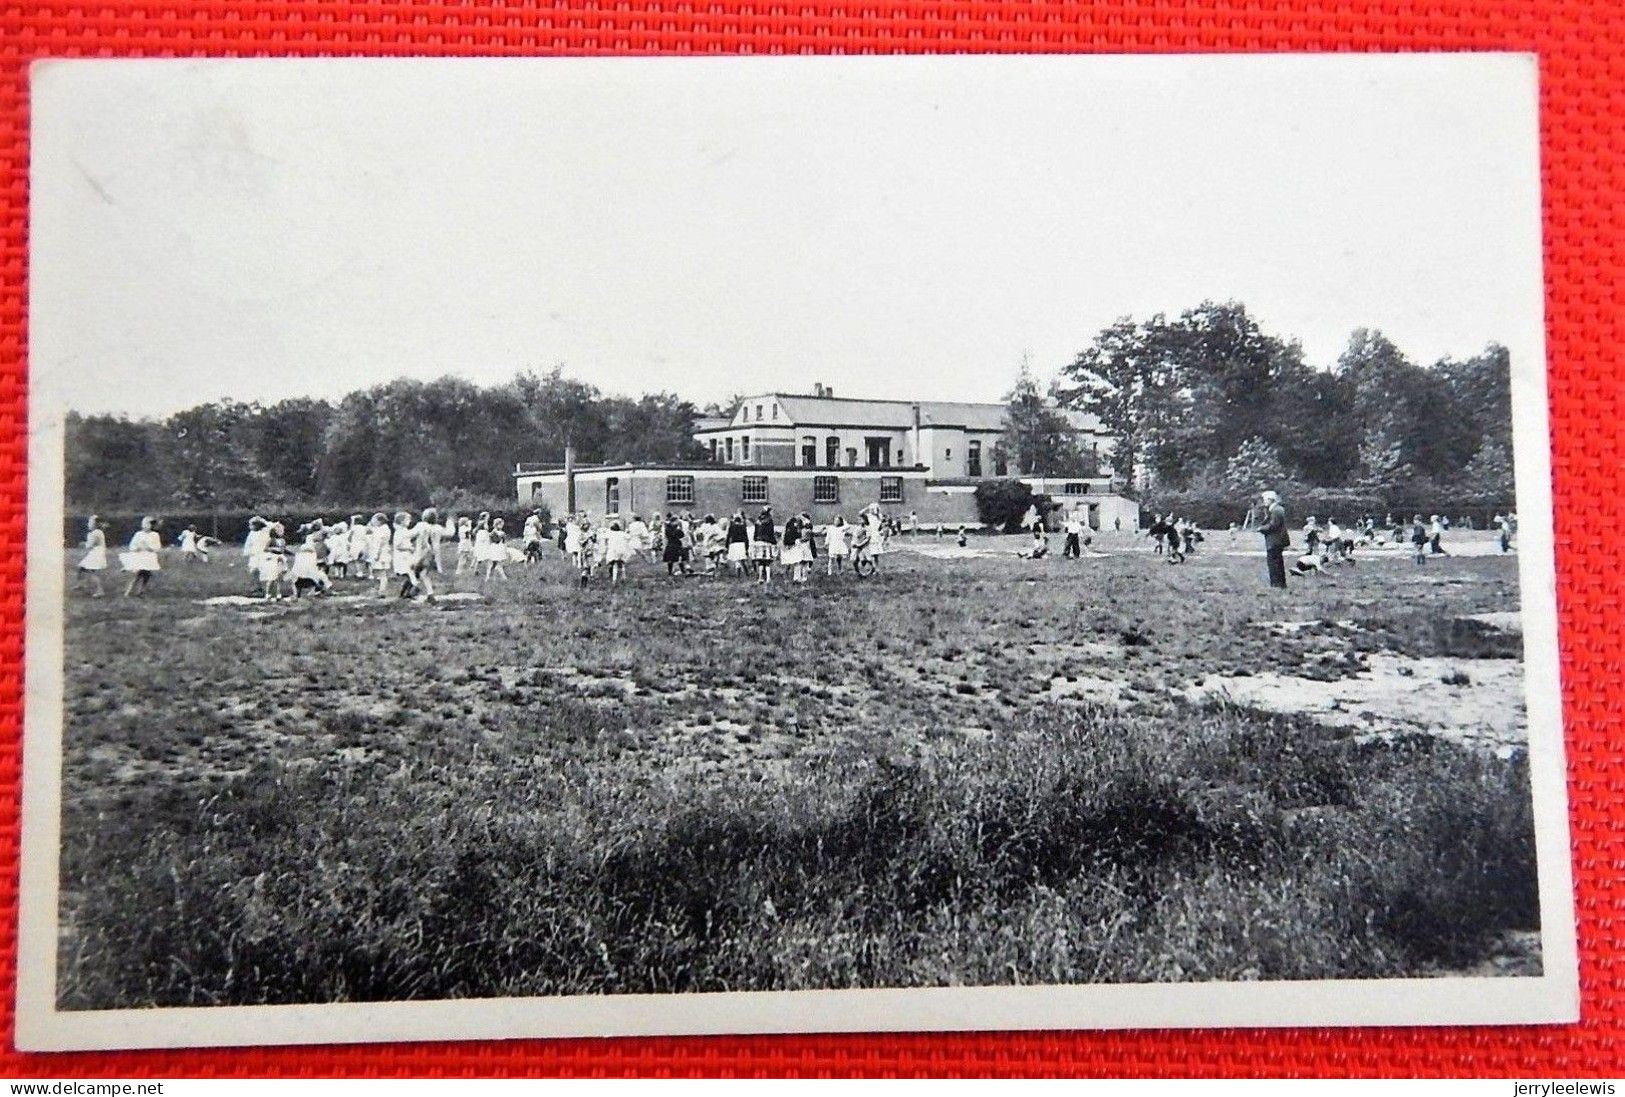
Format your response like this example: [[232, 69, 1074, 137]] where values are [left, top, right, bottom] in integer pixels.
[[2, 0, 1621, 1079]]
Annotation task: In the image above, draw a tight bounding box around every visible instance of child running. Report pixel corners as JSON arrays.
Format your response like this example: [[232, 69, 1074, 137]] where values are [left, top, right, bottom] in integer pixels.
[[392, 512, 418, 597], [120, 516, 163, 597], [76, 517, 108, 596]]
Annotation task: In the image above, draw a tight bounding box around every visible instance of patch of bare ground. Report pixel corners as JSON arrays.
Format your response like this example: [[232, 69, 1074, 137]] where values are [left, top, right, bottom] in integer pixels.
[[1186, 654, 1525, 749]]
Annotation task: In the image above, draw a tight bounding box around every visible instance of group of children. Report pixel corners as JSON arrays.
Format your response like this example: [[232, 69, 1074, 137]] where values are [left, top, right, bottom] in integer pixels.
[[74, 503, 1524, 600], [72, 515, 230, 597], [556, 503, 890, 586], [73, 503, 898, 599], [1145, 514, 1204, 564]]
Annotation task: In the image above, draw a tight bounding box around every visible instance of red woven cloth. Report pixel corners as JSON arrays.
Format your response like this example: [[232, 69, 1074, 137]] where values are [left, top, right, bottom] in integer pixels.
[[2, 0, 1621, 1078]]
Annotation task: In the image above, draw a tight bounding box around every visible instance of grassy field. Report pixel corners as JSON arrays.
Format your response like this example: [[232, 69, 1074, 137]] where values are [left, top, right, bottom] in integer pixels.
[[56, 531, 1539, 1008]]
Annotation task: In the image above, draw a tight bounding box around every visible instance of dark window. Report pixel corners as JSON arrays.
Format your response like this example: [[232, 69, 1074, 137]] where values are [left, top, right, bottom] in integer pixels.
[[993, 447, 1009, 477], [606, 477, 621, 512], [741, 436, 750, 462], [967, 441, 982, 478], [1064, 482, 1087, 496], [846, 447, 858, 467], [801, 436, 817, 467], [742, 475, 768, 504], [666, 476, 695, 505], [814, 475, 839, 504], [825, 437, 839, 468], [865, 437, 892, 467], [880, 476, 904, 504]]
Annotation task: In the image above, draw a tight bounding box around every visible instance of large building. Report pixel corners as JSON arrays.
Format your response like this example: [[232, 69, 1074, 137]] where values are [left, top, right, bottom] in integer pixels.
[[693, 384, 1114, 479], [515, 385, 1136, 531]]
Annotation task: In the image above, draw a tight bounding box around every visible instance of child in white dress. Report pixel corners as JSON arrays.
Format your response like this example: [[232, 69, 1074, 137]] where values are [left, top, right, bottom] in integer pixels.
[[346, 515, 370, 579], [178, 526, 204, 564], [392, 512, 418, 597], [325, 519, 352, 579], [824, 516, 850, 576], [367, 513, 393, 595], [77, 518, 109, 596], [455, 516, 476, 575], [563, 518, 585, 571], [412, 508, 445, 599], [602, 520, 632, 585], [289, 527, 333, 598], [120, 516, 162, 597], [481, 518, 509, 583], [256, 524, 288, 600]]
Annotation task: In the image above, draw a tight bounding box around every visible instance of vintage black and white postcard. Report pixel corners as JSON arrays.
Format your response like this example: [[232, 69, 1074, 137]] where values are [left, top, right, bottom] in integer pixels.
[[19, 53, 1576, 1050]]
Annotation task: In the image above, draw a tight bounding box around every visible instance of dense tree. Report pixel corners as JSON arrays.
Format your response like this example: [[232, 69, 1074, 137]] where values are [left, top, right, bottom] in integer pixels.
[[65, 413, 172, 510], [1222, 437, 1294, 496], [63, 306, 1519, 513], [1002, 364, 1095, 477], [68, 368, 713, 511], [1460, 438, 1516, 500], [1055, 316, 1186, 487], [246, 398, 333, 501], [1059, 305, 1512, 500], [161, 400, 268, 508]]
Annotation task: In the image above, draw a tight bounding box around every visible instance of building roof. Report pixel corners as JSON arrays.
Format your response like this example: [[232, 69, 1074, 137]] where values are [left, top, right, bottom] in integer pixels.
[[774, 395, 1004, 430], [709, 392, 1107, 435], [515, 461, 931, 478]]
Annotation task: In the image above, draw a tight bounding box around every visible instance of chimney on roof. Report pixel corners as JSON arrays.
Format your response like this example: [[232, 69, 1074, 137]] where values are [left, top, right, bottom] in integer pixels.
[[812, 382, 827, 398]]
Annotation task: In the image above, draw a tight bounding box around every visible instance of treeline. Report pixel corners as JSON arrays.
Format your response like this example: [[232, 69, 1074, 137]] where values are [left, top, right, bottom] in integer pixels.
[[1058, 302, 1515, 502], [66, 369, 707, 511]]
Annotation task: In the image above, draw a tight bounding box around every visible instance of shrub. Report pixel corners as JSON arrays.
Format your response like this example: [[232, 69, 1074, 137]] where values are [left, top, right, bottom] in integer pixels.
[[974, 480, 1055, 533]]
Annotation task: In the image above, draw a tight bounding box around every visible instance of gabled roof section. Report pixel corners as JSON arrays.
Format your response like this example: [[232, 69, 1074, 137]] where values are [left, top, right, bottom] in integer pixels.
[[720, 391, 1110, 434], [771, 394, 1008, 431]]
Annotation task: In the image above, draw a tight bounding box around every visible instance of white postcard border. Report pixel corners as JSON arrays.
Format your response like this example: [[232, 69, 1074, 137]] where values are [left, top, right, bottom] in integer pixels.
[[15, 53, 1579, 1052]]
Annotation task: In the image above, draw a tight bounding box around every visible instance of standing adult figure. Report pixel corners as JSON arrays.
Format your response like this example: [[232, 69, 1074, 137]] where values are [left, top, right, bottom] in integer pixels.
[[1258, 489, 1289, 589]]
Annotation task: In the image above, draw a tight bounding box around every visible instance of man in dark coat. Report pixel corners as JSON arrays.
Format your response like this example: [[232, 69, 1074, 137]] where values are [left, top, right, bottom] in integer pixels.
[[1258, 489, 1289, 589]]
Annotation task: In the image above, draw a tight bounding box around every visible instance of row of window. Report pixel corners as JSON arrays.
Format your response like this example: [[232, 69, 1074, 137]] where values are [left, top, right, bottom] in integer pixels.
[[660, 474, 903, 507], [706, 433, 1011, 476]]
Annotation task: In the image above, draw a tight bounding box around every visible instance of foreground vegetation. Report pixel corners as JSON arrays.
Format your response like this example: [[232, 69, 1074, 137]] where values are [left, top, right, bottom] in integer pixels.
[[58, 537, 1537, 1007]]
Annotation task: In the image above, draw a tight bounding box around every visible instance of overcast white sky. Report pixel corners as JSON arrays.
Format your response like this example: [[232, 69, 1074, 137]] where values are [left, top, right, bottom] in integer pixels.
[[30, 54, 1542, 418]]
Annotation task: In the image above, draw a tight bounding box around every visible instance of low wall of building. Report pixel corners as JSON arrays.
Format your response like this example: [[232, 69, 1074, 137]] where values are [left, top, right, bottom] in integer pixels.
[[519, 467, 1141, 531], [520, 467, 987, 526]]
